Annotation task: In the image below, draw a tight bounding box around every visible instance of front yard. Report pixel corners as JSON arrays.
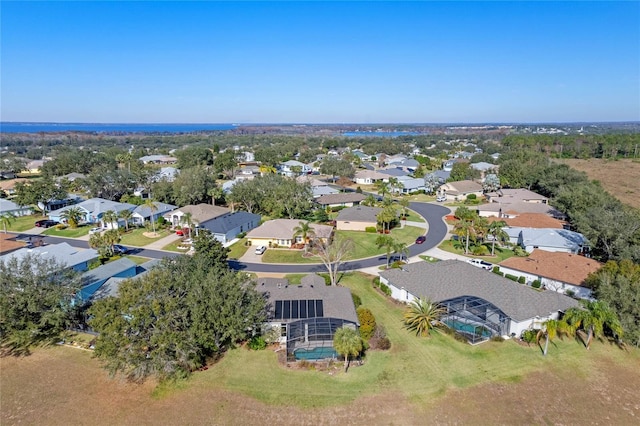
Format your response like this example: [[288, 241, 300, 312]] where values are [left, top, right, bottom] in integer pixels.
[[119, 227, 170, 246], [42, 225, 92, 238], [5, 214, 46, 232], [261, 225, 424, 264], [438, 239, 517, 263]]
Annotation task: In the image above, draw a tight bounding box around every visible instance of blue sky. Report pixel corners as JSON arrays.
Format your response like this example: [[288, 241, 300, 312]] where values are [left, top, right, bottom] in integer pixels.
[[1, 1, 638, 123]]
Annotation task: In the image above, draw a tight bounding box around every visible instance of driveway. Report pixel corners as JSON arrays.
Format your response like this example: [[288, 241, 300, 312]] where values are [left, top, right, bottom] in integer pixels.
[[5, 202, 452, 274]]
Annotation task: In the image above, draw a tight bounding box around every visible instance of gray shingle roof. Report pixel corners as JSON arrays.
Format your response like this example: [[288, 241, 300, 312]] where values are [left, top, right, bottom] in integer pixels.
[[81, 257, 137, 286], [255, 276, 358, 324], [315, 193, 366, 205], [203, 211, 261, 234], [336, 205, 381, 222], [379, 260, 579, 322]]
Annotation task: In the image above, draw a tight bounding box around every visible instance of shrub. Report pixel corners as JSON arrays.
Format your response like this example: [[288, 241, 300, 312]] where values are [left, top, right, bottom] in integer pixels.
[[518, 276, 526, 284], [318, 273, 331, 286], [330, 206, 346, 213], [565, 289, 576, 297], [531, 280, 542, 288], [391, 260, 405, 269], [493, 271, 504, 277], [365, 226, 377, 233], [55, 223, 67, 230], [351, 292, 362, 308], [372, 277, 380, 288], [237, 232, 247, 239], [466, 194, 477, 200], [453, 332, 469, 343], [505, 273, 518, 281], [379, 283, 392, 296], [521, 329, 537, 344], [471, 245, 489, 256], [356, 186, 363, 193], [514, 246, 528, 257], [248, 336, 267, 350], [492, 266, 500, 273], [357, 307, 376, 340], [369, 336, 391, 350]]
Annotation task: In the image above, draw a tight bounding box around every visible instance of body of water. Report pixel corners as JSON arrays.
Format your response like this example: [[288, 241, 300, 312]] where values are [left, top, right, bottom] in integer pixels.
[[0, 122, 236, 134]]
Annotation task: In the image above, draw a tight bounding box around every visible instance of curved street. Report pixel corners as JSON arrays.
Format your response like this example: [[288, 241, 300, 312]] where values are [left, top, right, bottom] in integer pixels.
[[13, 202, 452, 274]]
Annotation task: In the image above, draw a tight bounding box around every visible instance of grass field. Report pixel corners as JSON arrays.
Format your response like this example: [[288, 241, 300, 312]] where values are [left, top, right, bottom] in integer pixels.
[[557, 158, 640, 209], [438, 239, 516, 263], [262, 226, 424, 264], [42, 224, 92, 238], [4, 213, 43, 232], [227, 238, 249, 259], [119, 228, 170, 246], [2, 271, 639, 424]]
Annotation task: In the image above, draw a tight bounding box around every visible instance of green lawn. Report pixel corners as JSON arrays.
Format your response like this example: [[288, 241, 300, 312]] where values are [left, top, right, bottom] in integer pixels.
[[163, 239, 192, 253], [4, 214, 43, 232], [119, 228, 170, 247], [438, 239, 517, 263], [125, 255, 152, 265], [261, 226, 424, 264], [160, 271, 629, 407], [42, 225, 91, 238], [402, 208, 426, 223], [227, 238, 249, 259]]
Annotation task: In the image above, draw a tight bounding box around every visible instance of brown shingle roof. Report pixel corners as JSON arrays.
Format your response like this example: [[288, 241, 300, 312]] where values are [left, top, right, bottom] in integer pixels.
[[443, 180, 483, 194], [499, 250, 602, 287], [316, 193, 366, 205]]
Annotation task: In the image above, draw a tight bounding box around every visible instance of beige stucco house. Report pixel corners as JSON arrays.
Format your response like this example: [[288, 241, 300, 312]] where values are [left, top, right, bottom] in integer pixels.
[[246, 219, 334, 248], [336, 205, 381, 231]]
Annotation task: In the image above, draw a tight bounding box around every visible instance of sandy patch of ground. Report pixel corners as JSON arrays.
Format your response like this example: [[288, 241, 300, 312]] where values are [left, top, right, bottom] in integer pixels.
[[2, 346, 639, 425], [558, 158, 640, 209]]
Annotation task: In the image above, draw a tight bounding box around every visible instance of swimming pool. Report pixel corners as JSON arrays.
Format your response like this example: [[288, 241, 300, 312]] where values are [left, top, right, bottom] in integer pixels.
[[444, 319, 492, 339], [293, 347, 338, 360]]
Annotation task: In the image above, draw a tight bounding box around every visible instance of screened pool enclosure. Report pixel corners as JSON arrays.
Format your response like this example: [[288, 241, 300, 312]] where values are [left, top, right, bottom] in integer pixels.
[[440, 295, 510, 344]]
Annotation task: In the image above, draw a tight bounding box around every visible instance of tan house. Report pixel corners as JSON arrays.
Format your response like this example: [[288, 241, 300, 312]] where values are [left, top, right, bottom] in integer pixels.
[[485, 188, 548, 204], [164, 204, 230, 227], [336, 205, 381, 231], [246, 219, 333, 248], [438, 180, 483, 201], [354, 170, 388, 185], [477, 202, 563, 219], [498, 250, 601, 299]]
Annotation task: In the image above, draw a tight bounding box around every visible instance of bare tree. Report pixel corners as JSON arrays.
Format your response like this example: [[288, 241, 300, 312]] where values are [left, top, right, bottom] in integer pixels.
[[315, 236, 354, 286]]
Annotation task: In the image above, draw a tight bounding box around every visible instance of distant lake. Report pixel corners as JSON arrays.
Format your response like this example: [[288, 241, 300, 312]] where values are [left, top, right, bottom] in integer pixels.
[[342, 131, 422, 137], [0, 122, 236, 134]]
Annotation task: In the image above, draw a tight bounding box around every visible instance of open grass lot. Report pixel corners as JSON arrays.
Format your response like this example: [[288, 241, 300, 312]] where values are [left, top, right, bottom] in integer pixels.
[[118, 227, 170, 246], [557, 158, 640, 209], [4, 213, 43, 232], [42, 225, 91, 238], [261, 226, 424, 264], [2, 271, 639, 425], [438, 239, 516, 263], [227, 238, 249, 259]]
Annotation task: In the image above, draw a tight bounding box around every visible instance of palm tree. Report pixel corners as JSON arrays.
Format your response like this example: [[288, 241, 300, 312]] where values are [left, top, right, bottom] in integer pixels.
[[333, 326, 363, 373], [388, 177, 401, 195], [1, 212, 15, 233], [376, 205, 397, 234], [393, 241, 410, 263], [102, 229, 121, 256], [102, 210, 118, 230], [536, 319, 569, 356], [181, 212, 193, 239], [362, 194, 377, 207], [374, 180, 390, 198], [60, 206, 84, 228], [259, 164, 276, 176], [144, 199, 159, 235], [375, 235, 395, 268], [292, 221, 316, 254], [563, 300, 623, 350], [399, 197, 410, 221], [453, 219, 475, 254], [487, 220, 509, 256], [403, 297, 447, 337], [118, 209, 133, 232]]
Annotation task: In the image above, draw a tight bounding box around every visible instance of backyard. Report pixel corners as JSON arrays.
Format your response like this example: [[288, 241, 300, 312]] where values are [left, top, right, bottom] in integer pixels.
[[2, 271, 639, 424]]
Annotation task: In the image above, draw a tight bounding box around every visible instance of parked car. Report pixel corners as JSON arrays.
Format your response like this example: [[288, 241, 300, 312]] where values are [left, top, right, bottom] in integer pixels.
[[415, 236, 426, 244], [436, 194, 446, 202], [467, 258, 493, 270], [34, 219, 59, 228], [113, 245, 129, 255], [88, 227, 104, 235], [175, 228, 190, 236], [254, 246, 267, 255]]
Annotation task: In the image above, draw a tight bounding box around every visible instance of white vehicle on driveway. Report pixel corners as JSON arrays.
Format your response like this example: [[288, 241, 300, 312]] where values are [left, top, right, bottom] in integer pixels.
[[467, 258, 493, 270], [254, 246, 267, 255]]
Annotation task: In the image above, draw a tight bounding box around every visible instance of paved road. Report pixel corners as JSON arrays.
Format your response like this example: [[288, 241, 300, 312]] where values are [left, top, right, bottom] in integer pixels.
[[7, 202, 451, 273], [230, 201, 451, 273]]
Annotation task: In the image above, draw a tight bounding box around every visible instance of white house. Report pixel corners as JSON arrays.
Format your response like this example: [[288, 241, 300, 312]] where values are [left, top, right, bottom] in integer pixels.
[[0, 199, 33, 217], [49, 198, 136, 229], [504, 227, 588, 254], [280, 160, 312, 177], [379, 260, 579, 341]]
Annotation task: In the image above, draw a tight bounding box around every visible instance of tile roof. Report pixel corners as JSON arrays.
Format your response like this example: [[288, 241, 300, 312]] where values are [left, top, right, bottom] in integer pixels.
[[487, 213, 565, 229], [255, 275, 358, 324], [246, 219, 334, 240], [499, 250, 602, 286], [379, 260, 578, 322]]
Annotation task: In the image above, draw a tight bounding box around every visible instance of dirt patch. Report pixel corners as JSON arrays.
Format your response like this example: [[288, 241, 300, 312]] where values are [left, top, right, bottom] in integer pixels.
[[557, 158, 640, 209], [3, 346, 639, 425], [142, 232, 160, 238]]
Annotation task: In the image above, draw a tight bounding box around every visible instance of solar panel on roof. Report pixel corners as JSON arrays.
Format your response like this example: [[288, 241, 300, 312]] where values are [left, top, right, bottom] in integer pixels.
[[283, 300, 291, 319], [316, 300, 324, 317], [273, 299, 325, 320], [291, 300, 299, 319], [307, 299, 315, 317], [299, 299, 307, 318], [274, 300, 282, 319]]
